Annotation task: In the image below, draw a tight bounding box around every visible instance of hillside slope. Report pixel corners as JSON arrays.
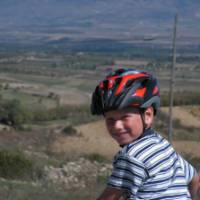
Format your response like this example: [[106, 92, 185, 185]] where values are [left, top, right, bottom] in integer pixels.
[[51, 106, 200, 158], [0, 0, 200, 43], [51, 120, 119, 159]]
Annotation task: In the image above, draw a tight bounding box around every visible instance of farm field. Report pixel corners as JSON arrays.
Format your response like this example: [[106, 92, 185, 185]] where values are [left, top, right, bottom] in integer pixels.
[[0, 53, 200, 199]]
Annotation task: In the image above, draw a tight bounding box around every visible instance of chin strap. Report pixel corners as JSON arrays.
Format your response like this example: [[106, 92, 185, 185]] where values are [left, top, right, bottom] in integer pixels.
[[139, 108, 147, 133]]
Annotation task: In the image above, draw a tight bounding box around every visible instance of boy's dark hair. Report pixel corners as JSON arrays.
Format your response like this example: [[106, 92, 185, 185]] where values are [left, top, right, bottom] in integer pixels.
[[91, 68, 160, 115]]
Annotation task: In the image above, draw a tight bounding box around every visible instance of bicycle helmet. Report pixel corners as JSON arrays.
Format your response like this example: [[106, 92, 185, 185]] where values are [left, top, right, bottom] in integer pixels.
[[91, 68, 160, 115]]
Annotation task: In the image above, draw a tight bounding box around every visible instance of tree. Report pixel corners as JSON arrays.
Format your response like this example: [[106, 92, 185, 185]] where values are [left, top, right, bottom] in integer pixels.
[[0, 99, 32, 127]]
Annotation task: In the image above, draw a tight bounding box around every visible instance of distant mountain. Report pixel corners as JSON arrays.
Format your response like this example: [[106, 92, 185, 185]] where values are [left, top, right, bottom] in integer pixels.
[[0, 0, 200, 50]]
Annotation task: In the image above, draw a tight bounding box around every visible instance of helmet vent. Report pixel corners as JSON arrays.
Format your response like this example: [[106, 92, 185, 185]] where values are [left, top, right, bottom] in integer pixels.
[[125, 79, 135, 88]]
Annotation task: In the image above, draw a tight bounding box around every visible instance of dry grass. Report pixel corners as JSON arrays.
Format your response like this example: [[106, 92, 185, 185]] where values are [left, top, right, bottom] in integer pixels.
[[51, 120, 119, 160], [0, 54, 200, 199], [51, 106, 200, 159], [114, 59, 149, 66], [160, 106, 200, 128], [173, 141, 200, 157], [186, 105, 200, 119]]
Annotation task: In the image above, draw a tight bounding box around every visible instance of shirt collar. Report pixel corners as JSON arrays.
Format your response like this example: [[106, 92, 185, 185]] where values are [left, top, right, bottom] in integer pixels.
[[120, 128, 154, 148]]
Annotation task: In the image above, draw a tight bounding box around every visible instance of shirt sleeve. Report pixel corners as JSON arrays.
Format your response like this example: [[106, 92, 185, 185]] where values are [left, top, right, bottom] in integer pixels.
[[107, 155, 148, 195], [177, 154, 197, 184]]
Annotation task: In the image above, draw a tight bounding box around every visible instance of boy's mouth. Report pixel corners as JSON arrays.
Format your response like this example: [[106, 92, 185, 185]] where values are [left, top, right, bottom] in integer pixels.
[[112, 131, 129, 139]]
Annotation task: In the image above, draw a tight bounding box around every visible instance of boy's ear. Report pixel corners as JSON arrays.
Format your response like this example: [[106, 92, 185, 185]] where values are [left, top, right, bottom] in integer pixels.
[[144, 107, 154, 128]]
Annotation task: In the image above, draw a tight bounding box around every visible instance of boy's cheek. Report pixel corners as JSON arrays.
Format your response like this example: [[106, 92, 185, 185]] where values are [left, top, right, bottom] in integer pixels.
[[108, 130, 115, 138], [105, 123, 115, 135]]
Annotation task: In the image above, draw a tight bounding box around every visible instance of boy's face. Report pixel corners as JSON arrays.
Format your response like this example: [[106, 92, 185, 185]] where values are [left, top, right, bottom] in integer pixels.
[[105, 107, 144, 146]]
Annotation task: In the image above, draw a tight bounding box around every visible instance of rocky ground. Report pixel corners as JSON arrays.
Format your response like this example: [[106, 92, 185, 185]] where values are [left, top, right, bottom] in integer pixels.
[[43, 157, 112, 189]]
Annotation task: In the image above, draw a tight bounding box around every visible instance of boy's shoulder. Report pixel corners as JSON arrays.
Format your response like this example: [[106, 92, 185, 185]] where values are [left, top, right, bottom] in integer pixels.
[[127, 129, 164, 151], [115, 129, 172, 163]]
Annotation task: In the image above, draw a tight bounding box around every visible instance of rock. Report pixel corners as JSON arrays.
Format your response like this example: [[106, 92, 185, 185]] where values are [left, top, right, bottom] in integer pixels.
[[43, 157, 112, 189]]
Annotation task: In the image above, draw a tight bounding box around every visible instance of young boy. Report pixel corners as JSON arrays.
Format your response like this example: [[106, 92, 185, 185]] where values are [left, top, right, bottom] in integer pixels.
[[91, 68, 199, 200]]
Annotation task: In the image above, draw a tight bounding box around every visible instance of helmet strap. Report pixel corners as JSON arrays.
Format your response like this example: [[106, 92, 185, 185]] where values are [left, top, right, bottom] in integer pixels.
[[139, 108, 148, 133]]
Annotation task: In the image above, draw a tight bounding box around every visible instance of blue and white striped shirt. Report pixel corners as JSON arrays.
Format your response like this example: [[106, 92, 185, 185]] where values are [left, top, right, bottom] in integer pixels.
[[108, 129, 197, 200]]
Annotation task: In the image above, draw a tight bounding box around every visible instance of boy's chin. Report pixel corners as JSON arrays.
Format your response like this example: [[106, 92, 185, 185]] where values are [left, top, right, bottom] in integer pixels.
[[116, 137, 137, 146], [117, 139, 131, 146]]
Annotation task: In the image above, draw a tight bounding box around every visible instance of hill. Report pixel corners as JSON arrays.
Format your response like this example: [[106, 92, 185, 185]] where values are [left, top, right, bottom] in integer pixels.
[[1, 0, 200, 31], [0, 0, 200, 51]]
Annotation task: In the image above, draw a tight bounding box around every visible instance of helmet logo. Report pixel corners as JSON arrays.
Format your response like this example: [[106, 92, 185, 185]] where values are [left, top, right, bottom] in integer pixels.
[[115, 74, 148, 96], [108, 80, 114, 89], [133, 87, 147, 98], [153, 86, 159, 95]]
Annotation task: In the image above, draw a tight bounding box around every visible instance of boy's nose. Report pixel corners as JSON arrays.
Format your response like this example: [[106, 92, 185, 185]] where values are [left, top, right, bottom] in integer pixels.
[[113, 120, 124, 131]]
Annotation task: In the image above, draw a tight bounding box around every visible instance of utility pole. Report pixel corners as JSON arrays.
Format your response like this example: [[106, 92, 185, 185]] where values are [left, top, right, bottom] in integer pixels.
[[168, 13, 178, 143]]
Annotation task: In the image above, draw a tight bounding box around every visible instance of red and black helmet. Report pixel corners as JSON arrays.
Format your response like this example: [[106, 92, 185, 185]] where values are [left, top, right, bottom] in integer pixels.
[[91, 68, 160, 115]]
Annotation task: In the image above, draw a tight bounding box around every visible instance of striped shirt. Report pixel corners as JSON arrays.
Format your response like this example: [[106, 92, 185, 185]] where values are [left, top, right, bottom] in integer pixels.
[[107, 128, 197, 200]]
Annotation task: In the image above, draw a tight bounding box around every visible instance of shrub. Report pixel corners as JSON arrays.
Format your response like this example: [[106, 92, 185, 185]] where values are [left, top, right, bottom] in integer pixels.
[[32, 105, 99, 125], [161, 91, 200, 106], [0, 150, 34, 180], [97, 175, 108, 184], [62, 125, 79, 136], [0, 99, 33, 128]]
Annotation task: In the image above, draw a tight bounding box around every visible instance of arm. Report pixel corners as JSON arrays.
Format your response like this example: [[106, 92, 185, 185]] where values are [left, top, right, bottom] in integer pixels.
[[178, 154, 200, 199], [97, 187, 125, 200], [100, 155, 146, 200], [188, 173, 200, 199]]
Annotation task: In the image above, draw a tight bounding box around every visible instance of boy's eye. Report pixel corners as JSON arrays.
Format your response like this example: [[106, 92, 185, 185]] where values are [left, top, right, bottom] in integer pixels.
[[121, 115, 131, 120], [106, 119, 115, 124]]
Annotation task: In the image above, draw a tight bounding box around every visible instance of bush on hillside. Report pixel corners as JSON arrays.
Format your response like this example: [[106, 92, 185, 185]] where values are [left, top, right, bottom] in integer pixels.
[[0, 99, 32, 128], [62, 125, 80, 137], [32, 105, 99, 125], [161, 91, 200, 106], [0, 150, 34, 180]]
